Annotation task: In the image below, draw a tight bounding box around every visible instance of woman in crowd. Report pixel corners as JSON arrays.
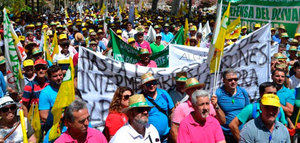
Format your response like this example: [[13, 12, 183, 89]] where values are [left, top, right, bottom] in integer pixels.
[[104, 86, 133, 141]]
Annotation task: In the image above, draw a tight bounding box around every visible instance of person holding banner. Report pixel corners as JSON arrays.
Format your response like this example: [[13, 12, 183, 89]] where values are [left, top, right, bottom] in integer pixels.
[[215, 69, 250, 143], [140, 72, 174, 142], [135, 49, 157, 68], [0, 96, 36, 142], [55, 99, 107, 143]]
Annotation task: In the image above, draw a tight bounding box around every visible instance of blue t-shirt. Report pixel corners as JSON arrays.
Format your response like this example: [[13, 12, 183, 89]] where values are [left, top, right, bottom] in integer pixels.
[[143, 88, 174, 137], [0, 71, 6, 98], [216, 86, 250, 135], [277, 85, 295, 106], [160, 32, 174, 43], [39, 85, 59, 110]]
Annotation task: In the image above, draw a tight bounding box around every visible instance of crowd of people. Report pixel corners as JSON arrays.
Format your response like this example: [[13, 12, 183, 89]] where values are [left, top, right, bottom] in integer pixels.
[[0, 1, 299, 143]]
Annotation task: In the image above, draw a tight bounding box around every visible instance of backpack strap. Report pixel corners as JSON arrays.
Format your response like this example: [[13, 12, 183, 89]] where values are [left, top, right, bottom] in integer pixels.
[[145, 95, 168, 116]]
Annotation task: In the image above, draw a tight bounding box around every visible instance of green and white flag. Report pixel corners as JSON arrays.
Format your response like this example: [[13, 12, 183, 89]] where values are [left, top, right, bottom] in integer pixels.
[[3, 8, 24, 92], [219, 0, 300, 36], [170, 27, 184, 45], [110, 29, 169, 67]]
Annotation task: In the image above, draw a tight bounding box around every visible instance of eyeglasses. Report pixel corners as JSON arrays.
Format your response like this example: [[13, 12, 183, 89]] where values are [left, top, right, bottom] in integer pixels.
[[35, 65, 47, 71], [227, 78, 238, 82], [145, 80, 157, 87], [123, 94, 132, 100], [0, 105, 17, 113]]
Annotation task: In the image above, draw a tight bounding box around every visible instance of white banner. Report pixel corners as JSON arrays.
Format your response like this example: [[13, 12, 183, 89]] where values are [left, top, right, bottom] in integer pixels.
[[78, 24, 274, 129]]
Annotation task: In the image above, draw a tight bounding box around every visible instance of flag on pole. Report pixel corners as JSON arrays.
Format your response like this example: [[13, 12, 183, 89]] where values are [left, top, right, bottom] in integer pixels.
[[50, 31, 59, 61], [145, 25, 156, 43], [184, 18, 189, 43], [11, 30, 27, 61], [225, 16, 241, 39], [197, 22, 203, 33], [202, 21, 212, 39], [3, 8, 24, 92], [171, 26, 184, 45], [209, 3, 231, 73], [49, 57, 75, 141], [31, 104, 41, 143]]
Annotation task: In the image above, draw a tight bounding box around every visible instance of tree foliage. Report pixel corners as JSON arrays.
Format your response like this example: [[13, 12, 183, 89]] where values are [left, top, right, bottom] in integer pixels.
[[0, 0, 31, 15]]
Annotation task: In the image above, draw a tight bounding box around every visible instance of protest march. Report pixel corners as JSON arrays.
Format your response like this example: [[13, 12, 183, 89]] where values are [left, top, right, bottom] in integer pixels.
[[0, 0, 299, 143]]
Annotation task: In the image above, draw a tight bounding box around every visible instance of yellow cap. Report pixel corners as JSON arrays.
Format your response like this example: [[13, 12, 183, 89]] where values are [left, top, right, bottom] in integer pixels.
[[82, 28, 87, 31], [23, 59, 34, 67], [254, 23, 261, 28], [89, 29, 94, 33], [242, 26, 247, 29], [19, 36, 25, 41], [128, 38, 135, 43], [116, 29, 122, 34], [261, 94, 281, 107], [59, 34, 68, 40], [42, 25, 48, 30], [57, 59, 70, 64], [295, 33, 300, 37]]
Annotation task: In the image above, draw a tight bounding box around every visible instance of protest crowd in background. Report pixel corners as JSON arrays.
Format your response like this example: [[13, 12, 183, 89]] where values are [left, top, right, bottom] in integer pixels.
[[0, 0, 299, 143]]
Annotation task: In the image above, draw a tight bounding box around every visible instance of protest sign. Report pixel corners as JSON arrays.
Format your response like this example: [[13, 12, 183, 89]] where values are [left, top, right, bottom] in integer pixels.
[[220, 0, 300, 36], [78, 24, 273, 128]]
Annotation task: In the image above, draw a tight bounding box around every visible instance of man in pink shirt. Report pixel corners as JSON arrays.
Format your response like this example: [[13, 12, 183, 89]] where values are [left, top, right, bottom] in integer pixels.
[[55, 100, 107, 143], [170, 78, 225, 142], [135, 27, 152, 54], [177, 90, 225, 143], [135, 48, 157, 68]]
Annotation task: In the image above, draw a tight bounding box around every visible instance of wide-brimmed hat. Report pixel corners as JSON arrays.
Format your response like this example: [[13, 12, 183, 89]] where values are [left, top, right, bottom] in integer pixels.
[[32, 47, 42, 55], [141, 72, 156, 85], [273, 53, 287, 59], [174, 72, 188, 82], [261, 94, 280, 107], [75, 33, 84, 41], [0, 96, 18, 109], [289, 46, 298, 51], [0, 56, 5, 65], [122, 94, 153, 113], [136, 26, 145, 33], [281, 33, 289, 38], [184, 78, 205, 91]]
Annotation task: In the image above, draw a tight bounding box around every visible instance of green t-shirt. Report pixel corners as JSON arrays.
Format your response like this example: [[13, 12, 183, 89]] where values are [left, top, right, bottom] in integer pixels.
[[150, 42, 165, 54], [237, 103, 287, 125]]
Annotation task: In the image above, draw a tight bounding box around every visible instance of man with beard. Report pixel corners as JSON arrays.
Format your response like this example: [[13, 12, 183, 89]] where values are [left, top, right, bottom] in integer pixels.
[[22, 59, 49, 109], [39, 65, 63, 123], [140, 72, 174, 142], [54, 99, 107, 143], [215, 69, 250, 143], [271, 69, 294, 117], [177, 90, 225, 143], [110, 94, 160, 143], [240, 94, 290, 142]]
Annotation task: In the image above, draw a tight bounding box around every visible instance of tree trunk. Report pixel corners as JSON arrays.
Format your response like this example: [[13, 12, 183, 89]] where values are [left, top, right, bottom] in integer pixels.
[[152, 0, 159, 11], [31, 0, 34, 12], [188, 0, 192, 19], [171, 0, 180, 14], [37, 0, 39, 13]]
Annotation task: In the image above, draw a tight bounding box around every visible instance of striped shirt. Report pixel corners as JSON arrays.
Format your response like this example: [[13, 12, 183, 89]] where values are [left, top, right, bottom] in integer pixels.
[[22, 78, 49, 105]]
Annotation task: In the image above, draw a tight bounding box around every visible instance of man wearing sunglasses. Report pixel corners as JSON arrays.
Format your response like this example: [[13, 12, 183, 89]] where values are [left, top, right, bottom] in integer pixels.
[[110, 94, 160, 143], [22, 59, 49, 109], [215, 69, 250, 143], [140, 72, 174, 143]]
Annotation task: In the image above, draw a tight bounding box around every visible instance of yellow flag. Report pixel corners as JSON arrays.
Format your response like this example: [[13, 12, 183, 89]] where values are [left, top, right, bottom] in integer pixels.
[[225, 16, 241, 39], [184, 18, 189, 43], [27, 103, 34, 123], [210, 3, 231, 73], [65, 9, 69, 18], [31, 104, 41, 143], [100, 2, 106, 15], [43, 32, 52, 62], [135, 7, 140, 18], [49, 57, 75, 141], [142, 1, 145, 9], [51, 31, 59, 61]]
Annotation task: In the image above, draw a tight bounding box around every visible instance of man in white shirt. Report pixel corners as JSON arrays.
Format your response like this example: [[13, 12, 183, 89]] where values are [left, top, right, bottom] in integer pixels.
[[110, 94, 160, 143], [290, 61, 300, 89], [121, 22, 137, 41]]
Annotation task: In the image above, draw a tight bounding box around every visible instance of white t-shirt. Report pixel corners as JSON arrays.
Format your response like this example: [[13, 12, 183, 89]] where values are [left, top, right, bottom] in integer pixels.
[[110, 124, 160, 143], [0, 117, 31, 143], [122, 29, 137, 40], [53, 52, 75, 63], [289, 75, 300, 89]]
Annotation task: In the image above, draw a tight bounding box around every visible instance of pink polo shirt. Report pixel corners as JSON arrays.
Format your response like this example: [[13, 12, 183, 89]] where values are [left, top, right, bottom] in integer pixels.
[[54, 127, 107, 143], [135, 60, 157, 68], [172, 100, 216, 124], [177, 114, 225, 143], [135, 41, 152, 54]]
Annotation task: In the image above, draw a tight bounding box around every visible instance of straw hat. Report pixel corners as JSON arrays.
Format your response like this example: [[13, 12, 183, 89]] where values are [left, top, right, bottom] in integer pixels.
[[141, 72, 156, 85], [289, 46, 298, 51], [139, 48, 151, 56], [75, 33, 84, 41], [184, 78, 205, 91], [122, 94, 153, 113], [32, 47, 42, 55], [273, 53, 287, 59], [0, 56, 5, 65], [281, 33, 289, 38]]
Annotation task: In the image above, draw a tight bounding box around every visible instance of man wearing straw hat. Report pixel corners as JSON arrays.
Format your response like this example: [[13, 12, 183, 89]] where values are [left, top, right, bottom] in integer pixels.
[[110, 94, 160, 143], [140, 72, 174, 142], [168, 72, 189, 105], [240, 94, 290, 142], [135, 49, 157, 68]]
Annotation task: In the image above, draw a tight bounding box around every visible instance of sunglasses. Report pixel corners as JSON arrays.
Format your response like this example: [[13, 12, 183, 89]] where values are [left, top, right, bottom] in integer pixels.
[[35, 65, 47, 71], [0, 105, 17, 113], [123, 94, 132, 100], [146, 80, 157, 87], [136, 108, 150, 113], [227, 78, 238, 82]]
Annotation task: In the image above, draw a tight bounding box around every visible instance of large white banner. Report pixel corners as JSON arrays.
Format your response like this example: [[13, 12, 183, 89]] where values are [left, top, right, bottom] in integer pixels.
[[78, 24, 273, 129]]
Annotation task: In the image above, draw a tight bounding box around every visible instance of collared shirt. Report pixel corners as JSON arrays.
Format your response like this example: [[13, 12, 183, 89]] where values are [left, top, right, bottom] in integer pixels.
[[110, 124, 160, 143], [22, 77, 49, 104], [142, 88, 174, 137], [237, 102, 287, 125], [160, 32, 174, 43], [240, 117, 290, 143], [136, 60, 157, 68], [216, 86, 250, 135], [172, 100, 216, 124], [177, 114, 225, 143], [135, 41, 152, 54], [150, 42, 165, 54], [277, 85, 295, 106], [39, 85, 59, 110], [54, 127, 107, 143]]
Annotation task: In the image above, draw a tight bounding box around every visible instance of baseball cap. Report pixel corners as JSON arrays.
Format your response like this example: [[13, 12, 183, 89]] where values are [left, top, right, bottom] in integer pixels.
[[23, 59, 34, 67], [34, 59, 47, 66], [261, 94, 281, 107]]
